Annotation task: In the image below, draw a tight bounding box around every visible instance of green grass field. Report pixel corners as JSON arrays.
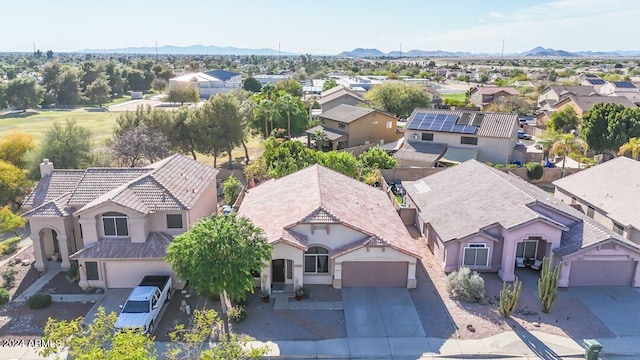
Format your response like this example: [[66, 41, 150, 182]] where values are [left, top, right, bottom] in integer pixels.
[[440, 93, 467, 103], [0, 110, 120, 145]]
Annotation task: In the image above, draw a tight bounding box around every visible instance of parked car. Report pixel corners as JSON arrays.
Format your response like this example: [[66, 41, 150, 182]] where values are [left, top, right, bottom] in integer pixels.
[[115, 275, 172, 334], [517, 130, 532, 140]]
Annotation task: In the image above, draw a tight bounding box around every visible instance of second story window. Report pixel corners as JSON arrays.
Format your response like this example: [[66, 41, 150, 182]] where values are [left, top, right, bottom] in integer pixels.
[[102, 212, 128, 236], [422, 133, 434, 141], [166, 214, 183, 229], [338, 123, 346, 130]]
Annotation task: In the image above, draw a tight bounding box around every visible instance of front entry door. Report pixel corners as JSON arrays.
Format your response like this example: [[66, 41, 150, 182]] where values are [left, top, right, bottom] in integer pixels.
[[272, 259, 285, 283]]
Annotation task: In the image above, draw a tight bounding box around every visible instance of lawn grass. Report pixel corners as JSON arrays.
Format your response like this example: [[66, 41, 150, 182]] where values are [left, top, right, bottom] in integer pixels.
[[0, 110, 120, 145], [441, 93, 467, 103]]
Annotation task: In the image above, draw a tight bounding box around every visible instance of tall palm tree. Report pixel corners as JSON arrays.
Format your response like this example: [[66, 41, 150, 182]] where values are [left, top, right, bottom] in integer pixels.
[[312, 130, 329, 151], [550, 133, 588, 175], [618, 137, 640, 160], [278, 93, 297, 138]]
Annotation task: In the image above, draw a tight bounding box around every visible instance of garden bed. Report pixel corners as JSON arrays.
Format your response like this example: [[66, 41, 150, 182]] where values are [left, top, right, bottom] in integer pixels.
[[40, 272, 84, 294]]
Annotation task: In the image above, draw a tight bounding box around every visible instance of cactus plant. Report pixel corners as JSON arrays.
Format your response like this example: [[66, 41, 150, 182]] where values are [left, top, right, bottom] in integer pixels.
[[498, 277, 522, 318], [538, 254, 561, 313]]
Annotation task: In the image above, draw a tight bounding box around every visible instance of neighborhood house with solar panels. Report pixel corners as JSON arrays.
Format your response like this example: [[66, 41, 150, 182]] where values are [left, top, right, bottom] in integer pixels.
[[2, 10, 640, 356]]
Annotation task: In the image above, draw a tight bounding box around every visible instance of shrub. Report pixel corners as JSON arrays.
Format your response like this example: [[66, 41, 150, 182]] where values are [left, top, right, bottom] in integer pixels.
[[66, 262, 79, 283], [1, 265, 18, 288], [84, 286, 97, 295], [27, 293, 52, 309], [0, 237, 21, 256], [506, 163, 519, 169], [446, 267, 486, 303], [223, 175, 242, 206], [0, 288, 9, 304], [227, 305, 246, 323], [493, 164, 504, 169], [525, 162, 543, 180]]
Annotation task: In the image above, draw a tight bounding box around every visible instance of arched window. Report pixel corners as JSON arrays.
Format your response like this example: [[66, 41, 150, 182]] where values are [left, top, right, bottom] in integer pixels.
[[304, 246, 329, 274], [102, 212, 128, 236]]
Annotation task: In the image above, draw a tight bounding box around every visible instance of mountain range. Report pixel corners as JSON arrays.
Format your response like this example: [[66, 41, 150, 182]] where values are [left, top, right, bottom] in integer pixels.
[[77, 44, 640, 57]]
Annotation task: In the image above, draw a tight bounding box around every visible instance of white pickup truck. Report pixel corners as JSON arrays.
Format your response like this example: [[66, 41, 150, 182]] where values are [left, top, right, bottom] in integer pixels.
[[115, 275, 172, 334]]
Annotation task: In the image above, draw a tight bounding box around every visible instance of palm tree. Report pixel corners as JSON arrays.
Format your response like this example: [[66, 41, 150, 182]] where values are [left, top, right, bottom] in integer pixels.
[[312, 130, 329, 151], [550, 133, 588, 176], [618, 137, 640, 160], [256, 99, 276, 138], [278, 93, 297, 139]]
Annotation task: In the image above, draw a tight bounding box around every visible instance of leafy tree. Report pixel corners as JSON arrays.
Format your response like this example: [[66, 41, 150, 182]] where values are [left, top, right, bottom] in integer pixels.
[[126, 69, 151, 91], [618, 137, 640, 160], [263, 139, 316, 178], [275, 78, 302, 97], [0, 206, 26, 236], [166, 214, 272, 303], [168, 107, 198, 160], [167, 83, 199, 105], [56, 69, 82, 105], [0, 161, 29, 210], [549, 133, 588, 174], [581, 103, 640, 153], [364, 82, 430, 119], [151, 78, 168, 92], [80, 61, 105, 92], [0, 83, 7, 109], [38, 119, 92, 169], [85, 76, 111, 108], [111, 124, 169, 167], [38, 306, 157, 360], [525, 162, 543, 180], [457, 74, 471, 83], [606, 107, 640, 151], [316, 151, 357, 178], [322, 79, 338, 92], [5, 77, 43, 111], [253, 98, 278, 138], [357, 146, 397, 172], [483, 95, 531, 115], [242, 77, 262, 93], [190, 94, 245, 168], [46, 50, 54, 59], [41, 62, 62, 95], [547, 107, 579, 133], [223, 175, 242, 205], [0, 131, 35, 168], [115, 105, 175, 137]]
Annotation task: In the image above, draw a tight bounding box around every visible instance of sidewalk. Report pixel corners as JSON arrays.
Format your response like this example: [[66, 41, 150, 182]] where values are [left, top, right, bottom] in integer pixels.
[[14, 262, 61, 302]]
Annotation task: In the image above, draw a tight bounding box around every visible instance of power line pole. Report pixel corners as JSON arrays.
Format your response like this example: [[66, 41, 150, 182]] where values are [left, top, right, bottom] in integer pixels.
[[500, 37, 505, 70]]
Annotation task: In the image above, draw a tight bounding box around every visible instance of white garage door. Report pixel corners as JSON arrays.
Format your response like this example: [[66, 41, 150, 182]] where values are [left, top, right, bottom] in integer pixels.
[[104, 260, 174, 288], [569, 260, 637, 286], [342, 261, 408, 287]]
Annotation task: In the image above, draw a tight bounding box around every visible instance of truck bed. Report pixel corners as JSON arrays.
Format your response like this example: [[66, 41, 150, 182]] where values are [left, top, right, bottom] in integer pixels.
[[138, 275, 171, 290]]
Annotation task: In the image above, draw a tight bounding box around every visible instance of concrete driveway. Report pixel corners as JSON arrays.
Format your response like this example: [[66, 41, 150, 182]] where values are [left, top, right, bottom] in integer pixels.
[[570, 287, 640, 336], [83, 288, 131, 325], [342, 287, 425, 338]]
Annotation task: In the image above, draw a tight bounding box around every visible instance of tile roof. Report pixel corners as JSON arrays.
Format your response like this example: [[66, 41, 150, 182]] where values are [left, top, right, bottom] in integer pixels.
[[556, 95, 637, 112], [237, 164, 419, 257], [22, 154, 219, 217], [470, 86, 519, 95], [546, 85, 597, 97], [318, 87, 365, 105], [393, 141, 446, 165], [553, 157, 640, 230], [404, 160, 637, 256], [22, 193, 72, 217], [70, 232, 172, 259], [318, 104, 382, 124], [304, 125, 348, 141]]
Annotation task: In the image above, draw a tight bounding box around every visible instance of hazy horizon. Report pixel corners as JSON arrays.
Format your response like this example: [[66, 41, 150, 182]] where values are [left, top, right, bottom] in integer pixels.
[[2, 0, 639, 54]]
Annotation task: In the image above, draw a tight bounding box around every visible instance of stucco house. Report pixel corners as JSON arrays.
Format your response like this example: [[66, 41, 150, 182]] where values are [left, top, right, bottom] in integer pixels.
[[399, 109, 519, 166], [20, 155, 219, 289], [598, 81, 638, 96], [468, 86, 518, 109], [169, 69, 242, 98], [237, 164, 420, 292], [318, 85, 366, 113], [305, 104, 400, 150], [537, 85, 597, 110], [553, 95, 636, 117], [553, 157, 640, 244], [404, 160, 640, 287]]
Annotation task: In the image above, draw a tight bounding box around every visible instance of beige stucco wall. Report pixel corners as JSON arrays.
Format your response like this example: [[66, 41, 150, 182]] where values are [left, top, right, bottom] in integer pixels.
[[261, 242, 304, 293], [291, 224, 368, 250], [333, 246, 417, 289], [78, 258, 180, 289], [320, 95, 362, 113], [346, 112, 400, 147], [148, 211, 189, 236], [77, 203, 148, 244], [186, 178, 219, 226]]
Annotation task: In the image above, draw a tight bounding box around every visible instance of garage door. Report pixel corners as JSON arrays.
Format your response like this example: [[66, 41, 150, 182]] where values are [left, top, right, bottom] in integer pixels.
[[104, 260, 174, 288], [342, 261, 408, 287], [569, 260, 637, 286]]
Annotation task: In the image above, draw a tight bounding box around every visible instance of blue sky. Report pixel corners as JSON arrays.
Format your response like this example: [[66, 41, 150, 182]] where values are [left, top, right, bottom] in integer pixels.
[[2, 0, 638, 54]]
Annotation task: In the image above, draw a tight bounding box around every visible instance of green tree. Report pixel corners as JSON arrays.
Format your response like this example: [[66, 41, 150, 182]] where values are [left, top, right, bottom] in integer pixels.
[[581, 103, 638, 153], [111, 124, 169, 167], [483, 96, 531, 115], [199, 94, 245, 168], [223, 175, 242, 205], [167, 83, 199, 105], [5, 77, 43, 111], [0, 132, 35, 169], [126, 69, 151, 91], [0, 161, 29, 209], [38, 119, 92, 169], [166, 214, 272, 303], [547, 107, 579, 133], [364, 82, 430, 119], [56, 69, 82, 105], [0, 206, 25, 237], [242, 77, 262, 93], [549, 133, 588, 175], [606, 107, 640, 151], [618, 137, 640, 160], [357, 146, 397, 179], [85, 76, 111, 108], [41, 62, 62, 95], [168, 107, 198, 160], [322, 79, 338, 92], [263, 139, 317, 178], [275, 79, 302, 97], [316, 151, 358, 178], [0, 83, 7, 109], [38, 306, 157, 360], [253, 99, 277, 138]]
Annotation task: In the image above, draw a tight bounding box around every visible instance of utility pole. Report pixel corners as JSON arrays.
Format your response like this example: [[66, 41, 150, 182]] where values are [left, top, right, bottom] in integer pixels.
[[33, 42, 36, 55], [500, 37, 505, 70], [400, 41, 403, 58]]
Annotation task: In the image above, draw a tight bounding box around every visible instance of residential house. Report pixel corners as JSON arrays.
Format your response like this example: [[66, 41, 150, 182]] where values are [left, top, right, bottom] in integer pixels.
[[468, 86, 519, 109], [254, 74, 291, 85], [20, 155, 219, 289], [553, 157, 640, 244], [317, 85, 366, 113], [537, 85, 597, 110], [305, 104, 400, 150], [599, 81, 638, 96], [580, 77, 607, 93], [399, 109, 519, 166], [553, 95, 637, 117], [404, 160, 640, 287], [168, 69, 242, 98], [237, 164, 420, 291]]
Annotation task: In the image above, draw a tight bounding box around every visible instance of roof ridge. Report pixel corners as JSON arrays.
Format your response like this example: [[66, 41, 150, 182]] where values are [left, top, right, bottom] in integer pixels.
[[146, 173, 189, 209], [481, 164, 538, 203]]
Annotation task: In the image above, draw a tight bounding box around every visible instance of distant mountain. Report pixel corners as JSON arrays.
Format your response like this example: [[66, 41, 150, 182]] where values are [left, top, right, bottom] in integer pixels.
[[521, 46, 578, 57], [78, 44, 296, 56], [387, 49, 476, 57], [337, 48, 386, 57]]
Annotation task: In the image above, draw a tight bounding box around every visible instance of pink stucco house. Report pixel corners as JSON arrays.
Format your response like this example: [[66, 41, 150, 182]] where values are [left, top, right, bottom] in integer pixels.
[[20, 154, 219, 289], [404, 160, 640, 287]]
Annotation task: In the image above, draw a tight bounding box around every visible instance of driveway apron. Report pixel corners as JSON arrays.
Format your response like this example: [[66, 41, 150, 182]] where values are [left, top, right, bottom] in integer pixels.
[[570, 286, 640, 336], [343, 287, 426, 338]]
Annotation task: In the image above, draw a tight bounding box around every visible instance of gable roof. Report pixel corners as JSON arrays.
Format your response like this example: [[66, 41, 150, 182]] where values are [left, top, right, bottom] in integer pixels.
[[405, 109, 518, 139], [469, 86, 518, 96], [318, 104, 388, 124], [318, 86, 366, 105], [555, 95, 637, 112], [237, 164, 419, 257], [405, 160, 636, 256], [544, 85, 597, 97], [612, 81, 637, 89], [22, 154, 219, 217], [553, 157, 640, 230], [203, 69, 241, 82]]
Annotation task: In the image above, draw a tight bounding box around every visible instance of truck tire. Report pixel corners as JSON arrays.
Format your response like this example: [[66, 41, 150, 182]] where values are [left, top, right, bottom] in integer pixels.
[[166, 290, 171, 302]]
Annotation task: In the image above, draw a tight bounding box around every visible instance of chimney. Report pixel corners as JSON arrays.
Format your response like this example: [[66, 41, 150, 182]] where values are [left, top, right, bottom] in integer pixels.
[[39, 159, 54, 179]]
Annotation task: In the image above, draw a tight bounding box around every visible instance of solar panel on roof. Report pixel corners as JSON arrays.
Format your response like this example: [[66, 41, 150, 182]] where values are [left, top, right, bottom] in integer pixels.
[[462, 127, 477, 134], [458, 113, 471, 125], [470, 114, 484, 126]]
